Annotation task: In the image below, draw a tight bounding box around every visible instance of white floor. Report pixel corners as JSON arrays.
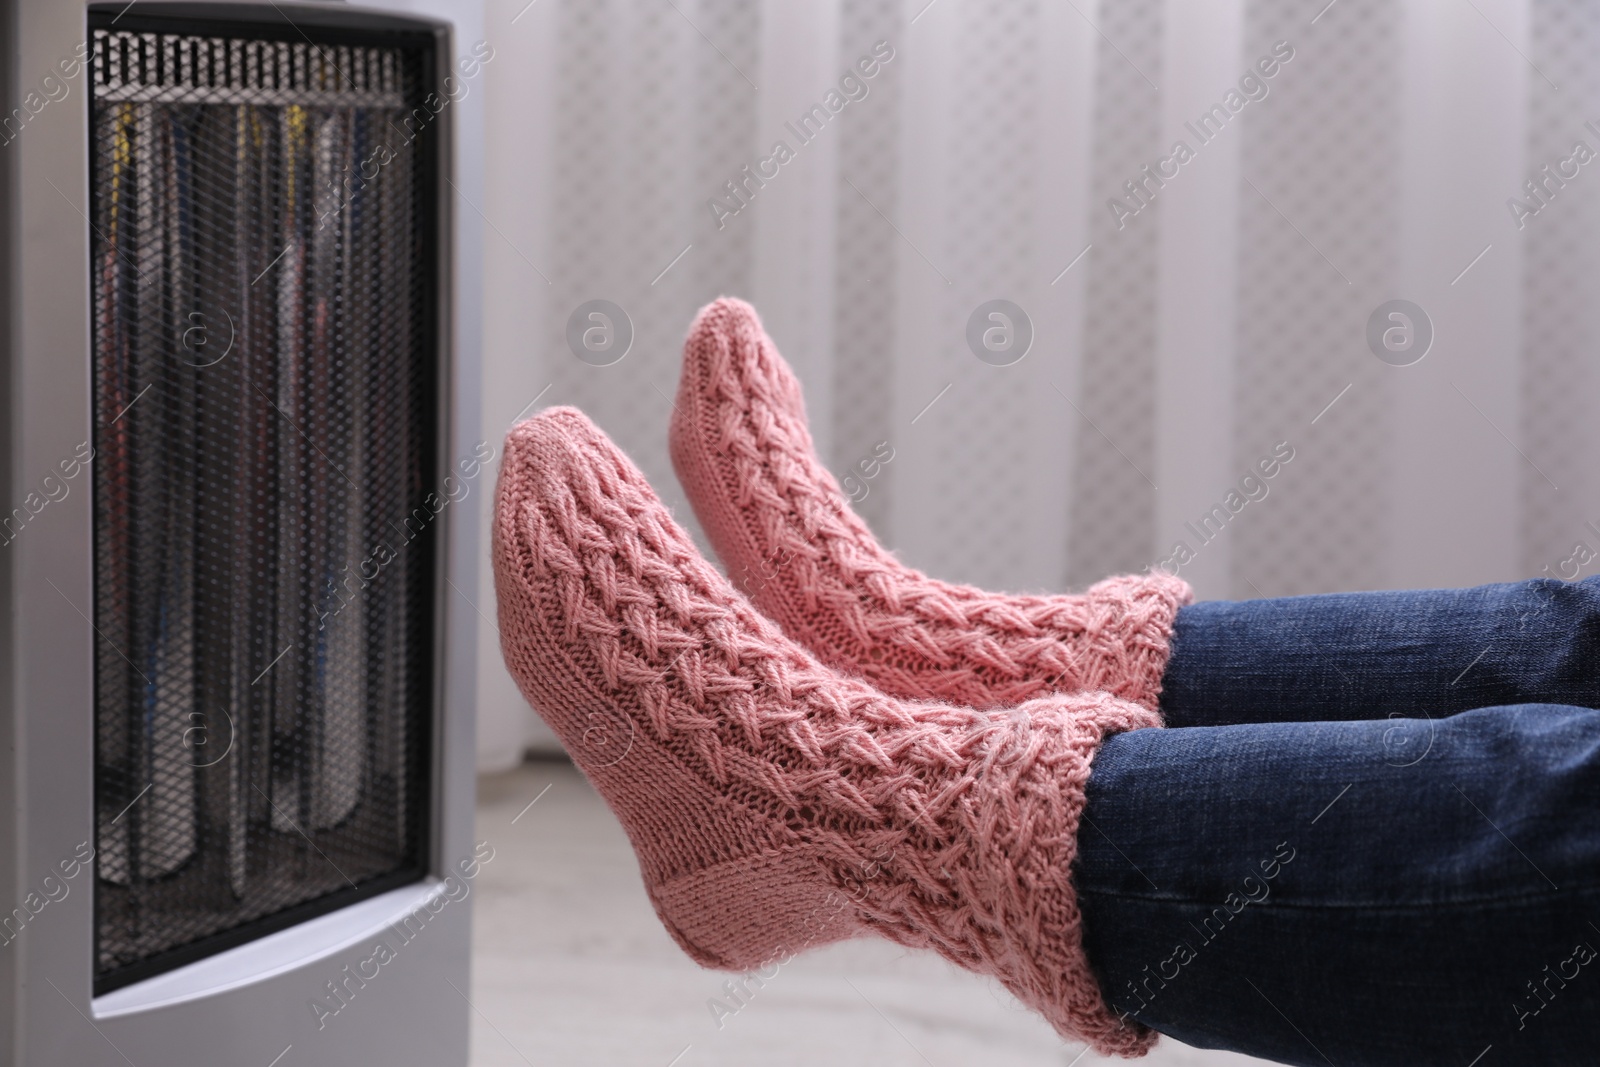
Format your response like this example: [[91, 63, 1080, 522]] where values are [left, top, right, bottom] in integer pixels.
[[469, 760, 1272, 1067]]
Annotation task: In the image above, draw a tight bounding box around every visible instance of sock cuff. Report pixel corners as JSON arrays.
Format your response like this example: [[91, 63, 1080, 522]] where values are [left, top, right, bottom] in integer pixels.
[[869, 692, 1161, 1058]]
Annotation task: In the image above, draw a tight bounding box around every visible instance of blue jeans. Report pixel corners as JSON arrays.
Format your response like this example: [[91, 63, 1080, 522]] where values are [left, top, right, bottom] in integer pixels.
[[1076, 577, 1600, 1067]]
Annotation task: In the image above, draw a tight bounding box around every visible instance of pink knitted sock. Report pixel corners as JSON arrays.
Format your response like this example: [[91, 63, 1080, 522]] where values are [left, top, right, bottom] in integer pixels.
[[494, 407, 1160, 1057], [670, 297, 1192, 712]]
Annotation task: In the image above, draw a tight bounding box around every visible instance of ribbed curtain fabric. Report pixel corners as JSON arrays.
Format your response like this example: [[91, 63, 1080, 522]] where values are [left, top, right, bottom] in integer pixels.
[[477, 0, 1600, 766]]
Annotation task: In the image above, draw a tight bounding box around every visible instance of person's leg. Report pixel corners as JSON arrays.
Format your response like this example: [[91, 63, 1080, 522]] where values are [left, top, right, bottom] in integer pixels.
[[1161, 577, 1600, 728], [1076, 703, 1600, 1067]]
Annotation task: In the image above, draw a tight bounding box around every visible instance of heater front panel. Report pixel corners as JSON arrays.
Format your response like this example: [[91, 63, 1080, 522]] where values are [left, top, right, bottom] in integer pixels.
[[87, 19, 440, 994]]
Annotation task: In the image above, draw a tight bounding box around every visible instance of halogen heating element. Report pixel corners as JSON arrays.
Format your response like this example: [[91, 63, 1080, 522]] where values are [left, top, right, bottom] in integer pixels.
[[88, 20, 439, 994]]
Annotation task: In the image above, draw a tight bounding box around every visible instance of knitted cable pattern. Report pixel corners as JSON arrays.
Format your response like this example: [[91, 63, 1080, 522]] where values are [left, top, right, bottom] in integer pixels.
[[493, 407, 1160, 1057], [669, 297, 1192, 713]]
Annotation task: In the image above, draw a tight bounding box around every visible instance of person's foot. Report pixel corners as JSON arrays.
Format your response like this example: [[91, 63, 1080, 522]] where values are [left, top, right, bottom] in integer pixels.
[[669, 297, 1192, 712], [493, 407, 1159, 1056]]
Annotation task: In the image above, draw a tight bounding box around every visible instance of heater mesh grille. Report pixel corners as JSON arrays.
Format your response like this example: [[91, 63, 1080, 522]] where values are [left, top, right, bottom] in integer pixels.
[[88, 22, 438, 992]]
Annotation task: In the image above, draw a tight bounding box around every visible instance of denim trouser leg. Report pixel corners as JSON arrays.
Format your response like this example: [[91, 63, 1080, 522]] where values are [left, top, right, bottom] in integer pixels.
[[1159, 576, 1600, 727], [1075, 578, 1600, 1066]]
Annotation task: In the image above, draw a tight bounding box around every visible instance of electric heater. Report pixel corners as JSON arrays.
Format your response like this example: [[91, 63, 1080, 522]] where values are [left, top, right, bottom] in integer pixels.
[[1, 3, 481, 1064]]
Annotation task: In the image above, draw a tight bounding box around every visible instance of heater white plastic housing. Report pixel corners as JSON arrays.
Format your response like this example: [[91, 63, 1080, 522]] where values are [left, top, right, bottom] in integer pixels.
[[1, 2, 481, 1064]]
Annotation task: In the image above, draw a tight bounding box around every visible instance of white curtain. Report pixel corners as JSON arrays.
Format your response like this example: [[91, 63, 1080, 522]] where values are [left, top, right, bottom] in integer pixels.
[[475, 0, 1600, 769]]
